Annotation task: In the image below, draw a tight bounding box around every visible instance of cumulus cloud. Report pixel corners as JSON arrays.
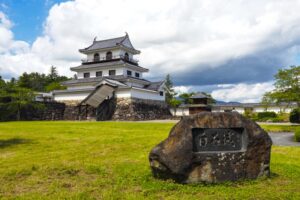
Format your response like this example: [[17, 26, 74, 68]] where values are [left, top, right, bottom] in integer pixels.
[[1, 0, 300, 102], [211, 82, 275, 103]]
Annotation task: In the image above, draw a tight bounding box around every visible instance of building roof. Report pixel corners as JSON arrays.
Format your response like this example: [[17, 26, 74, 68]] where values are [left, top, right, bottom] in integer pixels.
[[190, 92, 209, 99], [213, 102, 298, 108], [179, 104, 211, 108], [61, 76, 163, 92], [144, 81, 164, 91], [70, 59, 149, 72], [79, 34, 140, 54]]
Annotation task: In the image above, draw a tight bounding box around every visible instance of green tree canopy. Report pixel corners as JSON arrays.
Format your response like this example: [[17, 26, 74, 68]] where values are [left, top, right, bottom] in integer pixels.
[[0, 81, 38, 121], [164, 74, 177, 105], [45, 82, 67, 92], [18, 66, 69, 92], [262, 66, 300, 107], [179, 92, 195, 104]]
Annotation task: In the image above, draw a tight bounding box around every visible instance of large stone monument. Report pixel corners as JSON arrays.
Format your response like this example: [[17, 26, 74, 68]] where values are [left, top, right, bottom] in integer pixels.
[[149, 112, 272, 183]]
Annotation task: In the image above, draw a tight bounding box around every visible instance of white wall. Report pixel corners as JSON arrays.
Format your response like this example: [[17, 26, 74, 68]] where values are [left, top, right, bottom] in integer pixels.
[[170, 107, 189, 116], [54, 92, 90, 101], [55, 87, 165, 102], [212, 106, 294, 114], [115, 90, 131, 98], [131, 88, 165, 101], [87, 49, 121, 61], [67, 85, 95, 90], [124, 67, 143, 78], [115, 88, 165, 101], [77, 67, 124, 78]]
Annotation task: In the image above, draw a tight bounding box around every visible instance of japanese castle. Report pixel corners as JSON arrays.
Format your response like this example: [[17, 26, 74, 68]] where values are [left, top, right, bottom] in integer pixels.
[[53, 34, 166, 113]]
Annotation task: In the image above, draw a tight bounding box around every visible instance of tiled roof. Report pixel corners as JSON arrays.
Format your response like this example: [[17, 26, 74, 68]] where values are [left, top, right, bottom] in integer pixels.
[[145, 81, 164, 91], [79, 34, 140, 53], [70, 59, 149, 72], [71, 60, 124, 71], [62, 75, 149, 85], [190, 92, 209, 99]]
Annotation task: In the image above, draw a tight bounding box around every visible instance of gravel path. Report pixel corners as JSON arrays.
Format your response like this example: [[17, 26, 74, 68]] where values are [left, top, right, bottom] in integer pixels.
[[269, 132, 300, 146]]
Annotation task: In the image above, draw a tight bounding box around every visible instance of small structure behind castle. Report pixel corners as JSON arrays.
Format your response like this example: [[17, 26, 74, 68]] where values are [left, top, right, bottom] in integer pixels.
[[53, 33, 170, 120]]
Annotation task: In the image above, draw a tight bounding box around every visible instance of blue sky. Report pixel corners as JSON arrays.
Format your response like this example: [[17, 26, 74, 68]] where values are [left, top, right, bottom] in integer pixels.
[[1, 0, 300, 102], [0, 0, 66, 43]]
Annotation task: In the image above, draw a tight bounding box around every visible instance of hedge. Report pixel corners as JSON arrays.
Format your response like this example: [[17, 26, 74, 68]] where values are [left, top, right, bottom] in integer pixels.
[[289, 109, 300, 123], [295, 128, 300, 142]]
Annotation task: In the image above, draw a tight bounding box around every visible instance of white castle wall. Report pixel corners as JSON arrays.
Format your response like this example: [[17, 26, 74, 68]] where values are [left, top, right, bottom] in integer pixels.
[[77, 67, 124, 78], [54, 88, 165, 102]]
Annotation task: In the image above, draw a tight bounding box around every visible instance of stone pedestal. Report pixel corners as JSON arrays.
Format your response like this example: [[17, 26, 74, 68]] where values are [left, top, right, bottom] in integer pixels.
[[149, 112, 272, 183]]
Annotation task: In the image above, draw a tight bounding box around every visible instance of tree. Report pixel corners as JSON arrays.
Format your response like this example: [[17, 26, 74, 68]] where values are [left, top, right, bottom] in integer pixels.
[[5, 86, 36, 121], [0, 75, 5, 88], [262, 66, 300, 107], [45, 82, 67, 92], [165, 74, 176, 105], [17, 66, 69, 92], [48, 66, 59, 81], [179, 92, 195, 104], [169, 98, 182, 116], [0, 82, 36, 121], [18, 72, 48, 91]]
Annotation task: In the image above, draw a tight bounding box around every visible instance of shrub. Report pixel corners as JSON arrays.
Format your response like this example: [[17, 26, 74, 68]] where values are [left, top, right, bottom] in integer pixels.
[[295, 128, 300, 142], [253, 112, 277, 122], [276, 113, 290, 122], [257, 112, 277, 119], [289, 109, 300, 123]]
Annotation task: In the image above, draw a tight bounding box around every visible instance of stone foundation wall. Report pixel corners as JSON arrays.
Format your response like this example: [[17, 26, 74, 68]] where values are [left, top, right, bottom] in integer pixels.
[[112, 98, 171, 121], [20, 97, 171, 121], [39, 102, 65, 120]]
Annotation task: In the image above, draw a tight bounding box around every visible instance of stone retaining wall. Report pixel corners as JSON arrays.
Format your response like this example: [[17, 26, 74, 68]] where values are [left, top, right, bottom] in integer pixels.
[[112, 98, 171, 121], [19, 97, 171, 121]]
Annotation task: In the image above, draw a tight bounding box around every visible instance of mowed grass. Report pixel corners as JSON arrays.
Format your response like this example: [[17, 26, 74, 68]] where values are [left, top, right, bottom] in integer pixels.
[[0, 122, 299, 200], [260, 124, 300, 132]]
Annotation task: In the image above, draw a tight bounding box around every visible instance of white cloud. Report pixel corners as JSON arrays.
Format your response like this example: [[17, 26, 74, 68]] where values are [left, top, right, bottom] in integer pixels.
[[1, 0, 300, 102], [174, 85, 192, 94], [26, 0, 300, 76], [211, 82, 275, 103]]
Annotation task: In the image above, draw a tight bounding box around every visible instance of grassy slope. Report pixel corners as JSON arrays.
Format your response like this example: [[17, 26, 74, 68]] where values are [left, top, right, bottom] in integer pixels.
[[0, 122, 299, 200]]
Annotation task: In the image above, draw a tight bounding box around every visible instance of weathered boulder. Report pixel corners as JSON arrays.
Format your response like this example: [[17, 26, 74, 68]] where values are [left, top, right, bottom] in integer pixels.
[[149, 112, 272, 183]]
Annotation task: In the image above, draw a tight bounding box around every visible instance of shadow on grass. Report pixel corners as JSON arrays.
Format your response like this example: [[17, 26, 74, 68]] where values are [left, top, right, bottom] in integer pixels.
[[0, 138, 31, 149]]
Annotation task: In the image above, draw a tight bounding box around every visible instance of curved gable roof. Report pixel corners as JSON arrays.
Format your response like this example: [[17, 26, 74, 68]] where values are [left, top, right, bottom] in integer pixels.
[[79, 34, 140, 53]]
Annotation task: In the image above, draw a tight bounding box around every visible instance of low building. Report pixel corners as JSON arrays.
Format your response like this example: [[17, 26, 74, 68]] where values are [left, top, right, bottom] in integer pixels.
[[212, 102, 298, 114], [170, 92, 212, 116], [170, 93, 297, 116]]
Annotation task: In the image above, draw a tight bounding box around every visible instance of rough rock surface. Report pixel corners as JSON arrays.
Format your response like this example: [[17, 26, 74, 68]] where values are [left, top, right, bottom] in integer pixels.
[[112, 98, 171, 121], [149, 112, 272, 183]]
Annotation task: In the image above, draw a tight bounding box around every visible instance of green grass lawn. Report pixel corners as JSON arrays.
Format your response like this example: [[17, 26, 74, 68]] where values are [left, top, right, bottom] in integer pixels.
[[0, 121, 299, 199], [260, 124, 300, 133]]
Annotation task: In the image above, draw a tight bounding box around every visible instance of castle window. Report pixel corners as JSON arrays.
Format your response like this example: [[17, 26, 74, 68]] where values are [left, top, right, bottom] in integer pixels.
[[127, 70, 132, 76], [160, 91, 164, 96], [109, 70, 116, 76], [96, 71, 102, 77], [135, 72, 140, 78], [94, 53, 100, 61], [83, 72, 90, 78], [124, 52, 129, 60], [106, 51, 112, 60]]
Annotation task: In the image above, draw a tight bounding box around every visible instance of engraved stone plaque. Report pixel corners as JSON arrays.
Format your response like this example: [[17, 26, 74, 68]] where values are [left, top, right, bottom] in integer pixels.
[[149, 112, 272, 183], [192, 128, 244, 152]]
